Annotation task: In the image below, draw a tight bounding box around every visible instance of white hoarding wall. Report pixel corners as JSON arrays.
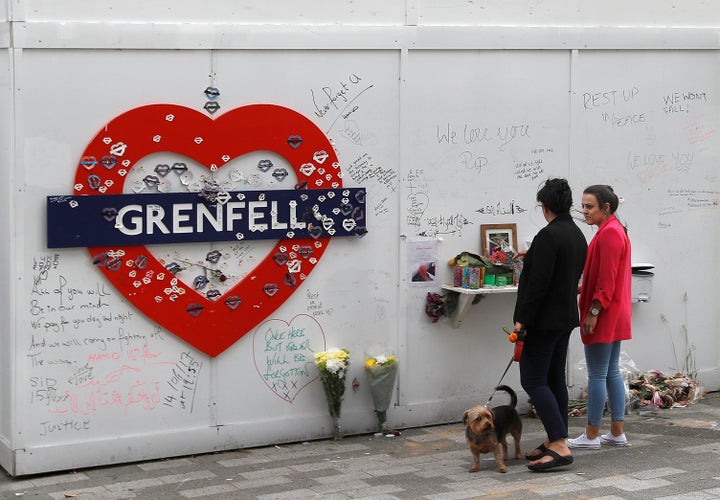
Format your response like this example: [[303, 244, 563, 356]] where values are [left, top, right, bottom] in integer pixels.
[[0, 0, 718, 475]]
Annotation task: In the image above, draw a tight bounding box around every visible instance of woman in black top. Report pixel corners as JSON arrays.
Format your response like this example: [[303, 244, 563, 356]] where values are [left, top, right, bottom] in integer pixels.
[[513, 178, 588, 471]]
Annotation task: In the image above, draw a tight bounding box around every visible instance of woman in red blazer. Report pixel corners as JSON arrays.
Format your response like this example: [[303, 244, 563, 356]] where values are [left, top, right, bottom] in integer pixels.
[[568, 185, 632, 450]]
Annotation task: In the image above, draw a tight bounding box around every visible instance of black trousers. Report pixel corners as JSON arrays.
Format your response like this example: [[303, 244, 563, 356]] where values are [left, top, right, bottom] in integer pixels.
[[519, 327, 571, 443]]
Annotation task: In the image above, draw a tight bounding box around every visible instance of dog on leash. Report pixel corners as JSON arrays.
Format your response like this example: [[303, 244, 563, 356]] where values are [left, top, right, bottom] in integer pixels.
[[462, 385, 522, 473]]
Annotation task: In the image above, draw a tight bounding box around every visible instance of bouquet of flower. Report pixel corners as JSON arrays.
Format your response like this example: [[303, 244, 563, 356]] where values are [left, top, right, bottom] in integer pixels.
[[487, 244, 523, 283], [424, 291, 463, 323], [425, 292, 446, 322], [314, 348, 350, 440], [489, 246, 523, 267], [364, 349, 399, 432]]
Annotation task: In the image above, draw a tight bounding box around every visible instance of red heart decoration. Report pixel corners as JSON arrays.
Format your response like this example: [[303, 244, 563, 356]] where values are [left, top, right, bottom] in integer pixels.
[[73, 104, 342, 357]]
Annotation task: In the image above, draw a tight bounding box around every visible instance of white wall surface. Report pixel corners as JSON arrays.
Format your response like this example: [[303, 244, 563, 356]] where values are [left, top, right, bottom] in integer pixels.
[[0, 46, 13, 471], [14, 0, 720, 26], [0, 0, 718, 476], [571, 49, 720, 379], [416, 0, 720, 27], [20, 0, 407, 23]]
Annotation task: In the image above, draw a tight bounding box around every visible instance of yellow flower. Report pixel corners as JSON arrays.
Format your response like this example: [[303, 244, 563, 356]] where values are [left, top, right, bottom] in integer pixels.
[[364, 353, 398, 368], [315, 348, 350, 373]]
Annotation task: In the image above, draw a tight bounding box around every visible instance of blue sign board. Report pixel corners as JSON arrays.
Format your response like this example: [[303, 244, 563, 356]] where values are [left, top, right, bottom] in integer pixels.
[[47, 188, 367, 248]]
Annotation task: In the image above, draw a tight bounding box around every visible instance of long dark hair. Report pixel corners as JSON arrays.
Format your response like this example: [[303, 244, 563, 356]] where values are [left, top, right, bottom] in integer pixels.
[[583, 184, 628, 232], [536, 178, 573, 215]]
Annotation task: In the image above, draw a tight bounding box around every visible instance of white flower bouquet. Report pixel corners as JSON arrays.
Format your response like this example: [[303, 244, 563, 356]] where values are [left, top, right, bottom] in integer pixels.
[[314, 348, 350, 440], [364, 349, 398, 432]]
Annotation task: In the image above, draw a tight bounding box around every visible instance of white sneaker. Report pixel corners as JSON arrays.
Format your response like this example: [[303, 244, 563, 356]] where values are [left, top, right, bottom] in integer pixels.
[[567, 432, 601, 449], [600, 432, 628, 446]]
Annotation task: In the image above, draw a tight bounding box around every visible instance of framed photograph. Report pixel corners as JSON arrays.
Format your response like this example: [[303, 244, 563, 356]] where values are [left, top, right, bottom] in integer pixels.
[[481, 223, 518, 257]]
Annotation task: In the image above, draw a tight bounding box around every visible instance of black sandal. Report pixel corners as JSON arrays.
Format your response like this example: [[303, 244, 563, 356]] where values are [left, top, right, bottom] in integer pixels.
[[527, 449, 574, 472], [524, 443, 548, 460]]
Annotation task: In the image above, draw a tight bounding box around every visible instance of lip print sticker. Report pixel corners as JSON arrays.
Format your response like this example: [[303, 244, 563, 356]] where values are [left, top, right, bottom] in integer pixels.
[[273, 252, 289, 266], [252, 314, 326, 403], [224, 296, 241, 310], [204, 86, 221, 100], [101, 207, 118, 222], [297, 246, 314, 259], [342, 218, 357, 232], [258, 159, 273, 172], [80, 156, 98, 170], [299, 163, 316, 177], [134, 254, 148, 269], [154, 163, 171, 176], [287, 135, 303, 149], [73, 104, 343, 357], [307, 224, 323, 239], [100, 155, 117, 169], [187, 303, 204, 317], [171, 162, 188, 174], [313, 150, 329, 164], [193, 275, 210, 290], [87, 174, 102, 190], [283, 273, 297, 287], [203, 101, 220, 115]]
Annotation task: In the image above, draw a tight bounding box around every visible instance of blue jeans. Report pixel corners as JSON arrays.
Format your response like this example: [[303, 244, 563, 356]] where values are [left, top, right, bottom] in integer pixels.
[[584, 341, 626, 426]]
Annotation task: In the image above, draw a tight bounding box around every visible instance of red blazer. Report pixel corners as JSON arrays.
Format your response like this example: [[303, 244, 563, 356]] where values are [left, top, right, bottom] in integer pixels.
[[579, 215, 632, 344]]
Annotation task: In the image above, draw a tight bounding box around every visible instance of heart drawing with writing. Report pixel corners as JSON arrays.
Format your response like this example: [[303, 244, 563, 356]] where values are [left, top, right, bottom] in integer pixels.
[[252, 314, 325, 402], [407, 192, 429, 225], [73, 104, 342, 357]]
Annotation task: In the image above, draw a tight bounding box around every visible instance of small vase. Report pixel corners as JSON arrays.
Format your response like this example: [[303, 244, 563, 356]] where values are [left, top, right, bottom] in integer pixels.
[[332, 416, 343, 441]]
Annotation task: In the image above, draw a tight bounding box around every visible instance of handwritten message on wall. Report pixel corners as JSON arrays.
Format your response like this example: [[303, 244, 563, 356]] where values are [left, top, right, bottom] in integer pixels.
[[25, 253, 204, 439], [252, 314, 325, 403], [309, 71, 399, 222], [578, 73, 717, 232]]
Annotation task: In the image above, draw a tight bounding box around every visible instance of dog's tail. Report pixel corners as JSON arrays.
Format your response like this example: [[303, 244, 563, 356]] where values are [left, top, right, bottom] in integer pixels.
[[495, 385, 517, 408]]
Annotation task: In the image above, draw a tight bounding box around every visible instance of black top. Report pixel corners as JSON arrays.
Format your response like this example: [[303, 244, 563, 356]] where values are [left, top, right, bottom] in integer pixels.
[[513, 213, 588, 331]]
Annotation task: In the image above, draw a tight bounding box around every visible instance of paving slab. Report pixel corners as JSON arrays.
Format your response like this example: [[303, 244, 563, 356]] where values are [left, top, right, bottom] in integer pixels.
[[3, 392, 719, 499]]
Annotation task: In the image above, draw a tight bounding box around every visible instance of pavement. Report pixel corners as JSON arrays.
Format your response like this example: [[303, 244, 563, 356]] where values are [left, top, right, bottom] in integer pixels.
[[2, 392, 720, 500]]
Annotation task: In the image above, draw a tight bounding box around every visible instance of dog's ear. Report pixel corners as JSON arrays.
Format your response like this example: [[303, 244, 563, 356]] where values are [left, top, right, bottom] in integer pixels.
[[462, 410, 469, 425], [489, 407, 496, 420]]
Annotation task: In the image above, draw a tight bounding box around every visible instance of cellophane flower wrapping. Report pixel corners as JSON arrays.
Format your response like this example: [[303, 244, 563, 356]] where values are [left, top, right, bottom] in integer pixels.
[[314, 348, 350, 439], [364, 349, 399, 432]]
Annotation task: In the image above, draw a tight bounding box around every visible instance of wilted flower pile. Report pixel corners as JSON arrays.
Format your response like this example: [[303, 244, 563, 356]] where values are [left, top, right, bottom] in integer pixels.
[[628, 370, 704, 409], [552, 369, 705, 419]]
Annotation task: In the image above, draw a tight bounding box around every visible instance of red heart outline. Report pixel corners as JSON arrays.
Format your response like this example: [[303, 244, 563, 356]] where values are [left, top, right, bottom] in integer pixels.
[[73, 104, 342, 357], [251, 314, 326, 403]]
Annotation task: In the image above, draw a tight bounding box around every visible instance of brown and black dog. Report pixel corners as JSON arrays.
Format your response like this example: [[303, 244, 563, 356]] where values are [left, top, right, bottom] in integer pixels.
[[461, 385, 522, 473]]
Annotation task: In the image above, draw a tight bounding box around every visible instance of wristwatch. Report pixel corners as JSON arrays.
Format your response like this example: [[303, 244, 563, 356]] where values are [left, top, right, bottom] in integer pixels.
[[589, 307, 600, 316]]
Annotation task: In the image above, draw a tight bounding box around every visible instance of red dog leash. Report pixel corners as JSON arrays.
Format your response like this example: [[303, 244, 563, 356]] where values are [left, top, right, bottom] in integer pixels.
[[486, 328, 526, 405]]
